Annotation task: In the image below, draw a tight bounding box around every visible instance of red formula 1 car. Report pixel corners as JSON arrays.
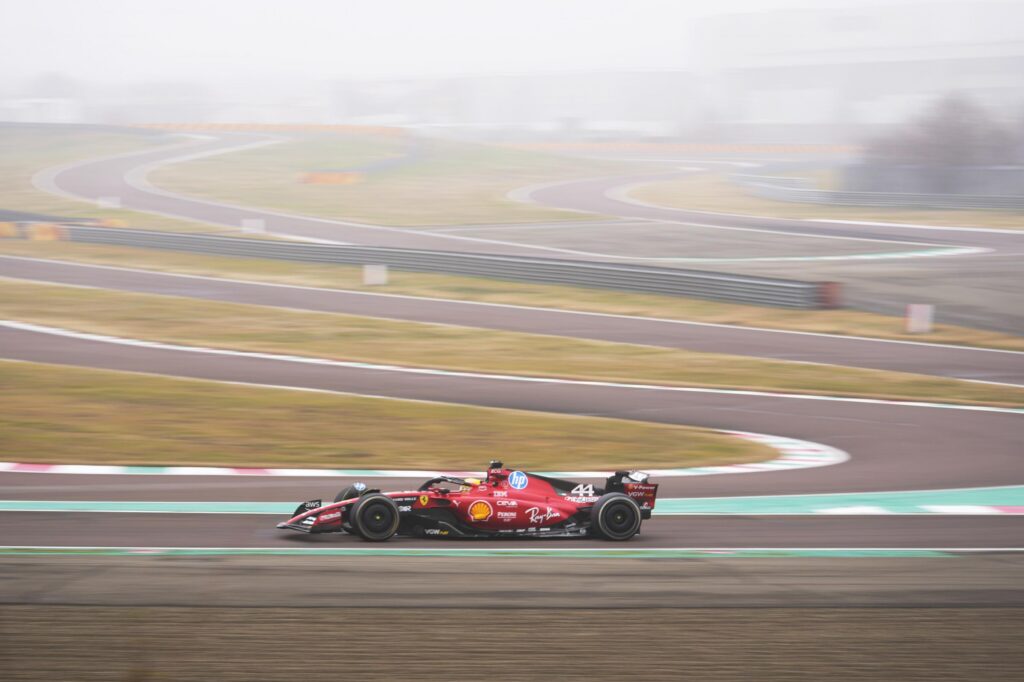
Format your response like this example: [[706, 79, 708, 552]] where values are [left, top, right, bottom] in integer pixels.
[[277, 461, 658, 541]]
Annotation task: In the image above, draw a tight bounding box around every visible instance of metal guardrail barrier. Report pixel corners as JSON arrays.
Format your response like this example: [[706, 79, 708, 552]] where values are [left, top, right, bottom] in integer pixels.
[[731, 173, 1024, 210], [20, 225, 837, 309]]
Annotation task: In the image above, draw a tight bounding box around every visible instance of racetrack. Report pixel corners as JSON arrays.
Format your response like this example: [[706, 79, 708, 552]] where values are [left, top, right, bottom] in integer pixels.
[[4, 256, 1024, 384], [2, 321, 1021, 499], [521, 171, 1024, 331], [2, 513, 1022, 550], [32, 130, 1024, 332], [3, 130, 1022, 565]]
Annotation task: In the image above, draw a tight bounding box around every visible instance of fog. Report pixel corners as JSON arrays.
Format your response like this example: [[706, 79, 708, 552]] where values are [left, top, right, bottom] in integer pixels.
[[2, 0, 1023, 142]]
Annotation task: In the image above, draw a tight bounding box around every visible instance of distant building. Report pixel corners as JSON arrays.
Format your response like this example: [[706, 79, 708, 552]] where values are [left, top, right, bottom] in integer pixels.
[[689, 1, 1024, 143], [0, 98, 82, 123]]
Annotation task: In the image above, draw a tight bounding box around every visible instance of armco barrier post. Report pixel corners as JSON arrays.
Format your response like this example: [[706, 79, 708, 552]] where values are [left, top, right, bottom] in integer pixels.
[[363, 264, 389, 285], [818, 282, 842, 309]]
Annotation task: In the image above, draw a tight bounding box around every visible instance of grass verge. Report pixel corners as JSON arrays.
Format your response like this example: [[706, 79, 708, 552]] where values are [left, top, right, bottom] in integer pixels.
[[2, 280, 1022, 407], [629, 172, 1024, 229], [0, 127, 233, 233], [0, 360, 771, 469], [150, 133, 634, 226], [2, 239, 1023, 351]]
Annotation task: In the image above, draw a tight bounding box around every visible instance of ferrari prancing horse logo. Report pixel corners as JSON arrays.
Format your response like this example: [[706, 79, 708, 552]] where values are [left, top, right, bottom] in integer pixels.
[[418, 495, 430, 507]]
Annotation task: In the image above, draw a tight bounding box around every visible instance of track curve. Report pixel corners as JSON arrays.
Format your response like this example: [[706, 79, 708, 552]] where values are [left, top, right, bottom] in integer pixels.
[[523, 173, 1024, 251], [5, 130, 1023, 551], [3, 256, 1023, 384], [36, 134, 597, 256], [2, 324, 1021, 497]]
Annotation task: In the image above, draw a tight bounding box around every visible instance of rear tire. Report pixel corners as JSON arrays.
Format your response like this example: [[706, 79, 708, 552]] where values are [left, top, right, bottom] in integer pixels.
[[591, 493, 642, 541], [350, 493, 400, 542]]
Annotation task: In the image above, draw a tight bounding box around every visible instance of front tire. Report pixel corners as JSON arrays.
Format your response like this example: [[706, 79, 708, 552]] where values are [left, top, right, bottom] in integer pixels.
[[349, 493, 400, 542], [591, 493, 642, 541], [334, 484, 366, 503]]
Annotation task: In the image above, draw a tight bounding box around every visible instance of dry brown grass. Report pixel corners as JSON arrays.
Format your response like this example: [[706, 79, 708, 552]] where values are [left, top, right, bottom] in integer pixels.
[[150, 133, 634, 226], [0, 360, 772, 469], [2, 240, 1022, 351], [0, 128, 224, 233], [630, 172, 1024, 229], [2, 279, 1022, 407]]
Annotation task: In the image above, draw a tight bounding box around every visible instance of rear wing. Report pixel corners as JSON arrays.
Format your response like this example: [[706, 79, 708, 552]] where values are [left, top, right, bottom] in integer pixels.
[[624, 482, 658, 514], [604, 471, 658, 516]]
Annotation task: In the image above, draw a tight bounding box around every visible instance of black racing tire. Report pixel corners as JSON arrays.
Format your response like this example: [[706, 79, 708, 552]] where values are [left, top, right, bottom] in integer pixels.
[[334, 484, 366, 503], [349, 493, 400, 542], [591, 493, 642, 541]]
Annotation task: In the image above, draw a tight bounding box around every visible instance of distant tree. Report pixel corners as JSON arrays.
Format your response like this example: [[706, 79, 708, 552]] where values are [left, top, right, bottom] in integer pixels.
[[863, 94, 1019, 166]]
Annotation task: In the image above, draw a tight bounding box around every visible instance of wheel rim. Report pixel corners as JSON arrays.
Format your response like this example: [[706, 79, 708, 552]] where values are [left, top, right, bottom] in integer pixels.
[[362, 502, 395, 534], [603, 501, 638, 536]]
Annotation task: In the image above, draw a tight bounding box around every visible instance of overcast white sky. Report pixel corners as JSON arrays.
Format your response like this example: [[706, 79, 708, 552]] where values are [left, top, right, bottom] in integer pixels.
[[1, 0, 921, 85]]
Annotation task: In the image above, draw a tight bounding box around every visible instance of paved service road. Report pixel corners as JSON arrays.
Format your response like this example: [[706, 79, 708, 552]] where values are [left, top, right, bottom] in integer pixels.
[[4, 256, 1023, 384]]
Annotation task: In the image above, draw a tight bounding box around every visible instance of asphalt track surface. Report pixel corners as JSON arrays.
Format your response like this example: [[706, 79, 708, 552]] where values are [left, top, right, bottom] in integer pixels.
[[1, 322, 1021, 500], [4, 552, 1023, 609], [38, 134, 552, 255], [42, 131, 1024, 258], [524, 170, 1024, 333], [528, 172, 1024, 251], [36, 131, 1024, 332], [2, 513, 1021, 550], [3, 130, 1022, 553], [4, 256, 1024, 384]]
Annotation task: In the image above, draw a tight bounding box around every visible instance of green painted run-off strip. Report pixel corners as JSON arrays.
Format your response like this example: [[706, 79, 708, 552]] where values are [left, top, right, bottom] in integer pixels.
[[656, 485, 1024, 514], [1, 486, 1022, 515]]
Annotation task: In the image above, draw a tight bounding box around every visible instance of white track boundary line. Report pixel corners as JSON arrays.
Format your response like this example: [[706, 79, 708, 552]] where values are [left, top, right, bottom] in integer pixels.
[[42, 135, 972, 264], [30, 135, 342, 246], [1, 509, 1018, 517], [0, 354, 847, 479], [603, 182, 971, 250], [509, 175, 993, 262], [118, 145, 694, 261], [3, 255, 1020, 358], [808, 218, 1024, 234], [2, 320, 1021, 415], [512, 173, 1024, 236], [1, 545, 1021, 553]]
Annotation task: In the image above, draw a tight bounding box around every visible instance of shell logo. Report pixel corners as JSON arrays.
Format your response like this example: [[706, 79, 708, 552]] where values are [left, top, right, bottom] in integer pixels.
[[468, 500, 493, 522]]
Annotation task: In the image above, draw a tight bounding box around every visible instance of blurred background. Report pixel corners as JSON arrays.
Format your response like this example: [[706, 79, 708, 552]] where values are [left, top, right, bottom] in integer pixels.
[[2, 1, 1023, 680], [3, 0, 1023, 144]]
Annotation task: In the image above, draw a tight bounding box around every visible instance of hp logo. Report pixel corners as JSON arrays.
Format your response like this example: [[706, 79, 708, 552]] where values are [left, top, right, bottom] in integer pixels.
[[508, 471, 529, 490]]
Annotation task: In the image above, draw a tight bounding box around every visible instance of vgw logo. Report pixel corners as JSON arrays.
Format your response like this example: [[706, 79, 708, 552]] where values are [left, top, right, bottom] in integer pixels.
[[508, 471, 529, 490]]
